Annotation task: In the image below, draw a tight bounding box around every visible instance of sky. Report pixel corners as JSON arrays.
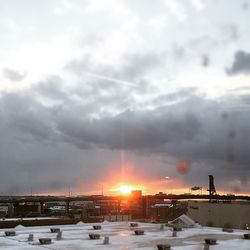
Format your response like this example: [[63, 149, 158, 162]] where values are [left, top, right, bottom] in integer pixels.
[[0, 0, 250, 196]]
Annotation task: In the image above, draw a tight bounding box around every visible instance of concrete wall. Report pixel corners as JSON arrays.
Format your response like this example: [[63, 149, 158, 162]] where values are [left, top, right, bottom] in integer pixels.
[[187, 201, 250, 229]]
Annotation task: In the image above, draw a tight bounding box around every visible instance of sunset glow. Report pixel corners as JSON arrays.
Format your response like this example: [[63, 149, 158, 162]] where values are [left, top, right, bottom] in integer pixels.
[[117, 185, 135, 195], [1, 3, 250, 243], [108, 181, 144, 195]]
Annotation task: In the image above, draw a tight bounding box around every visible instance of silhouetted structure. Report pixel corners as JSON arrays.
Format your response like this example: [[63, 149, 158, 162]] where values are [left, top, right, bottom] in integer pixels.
[[207, 175, 216, 201]]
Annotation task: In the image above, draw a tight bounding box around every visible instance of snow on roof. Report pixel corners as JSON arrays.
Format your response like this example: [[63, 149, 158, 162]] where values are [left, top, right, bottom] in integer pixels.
[[169, 214, 197, 227], [0, 221, 249, 249], [14, 224, 26, 230], [50, 206, 65, 210], [1, 217, 59, 221], [152, 203, 172, 208]]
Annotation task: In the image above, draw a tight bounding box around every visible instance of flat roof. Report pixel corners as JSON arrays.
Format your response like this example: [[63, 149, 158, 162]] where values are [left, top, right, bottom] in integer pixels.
[[0, 222, 249, 249]]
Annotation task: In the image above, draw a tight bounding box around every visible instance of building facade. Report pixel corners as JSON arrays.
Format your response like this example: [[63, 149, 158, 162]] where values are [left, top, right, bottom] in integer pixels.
[[187, 200, 250, 229]]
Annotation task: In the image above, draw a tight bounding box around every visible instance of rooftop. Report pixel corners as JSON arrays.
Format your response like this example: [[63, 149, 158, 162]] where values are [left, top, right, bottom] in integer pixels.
[[0, 221, 249, 249]]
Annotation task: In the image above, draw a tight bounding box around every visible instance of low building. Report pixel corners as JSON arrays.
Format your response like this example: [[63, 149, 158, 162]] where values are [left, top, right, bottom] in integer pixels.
[[14, 204, 41, 217], [149, 202, 188, 222], [187, 200, 250, 229]]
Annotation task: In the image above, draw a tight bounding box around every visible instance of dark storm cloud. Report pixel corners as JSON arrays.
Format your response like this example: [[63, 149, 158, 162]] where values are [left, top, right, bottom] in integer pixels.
[[0, 82, 250, 193], [1, 48, 250, 194], [3, 68, 26, 81], [226, 50, 250, 75], [53, 90, 250, 194], [54, 106, 201, 151], [0, 92, 56, 143], [3, 83, 249, 169]]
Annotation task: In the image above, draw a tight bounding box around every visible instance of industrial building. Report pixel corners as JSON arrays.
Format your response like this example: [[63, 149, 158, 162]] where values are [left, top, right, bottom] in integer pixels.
[[187, 200, 250, 229]]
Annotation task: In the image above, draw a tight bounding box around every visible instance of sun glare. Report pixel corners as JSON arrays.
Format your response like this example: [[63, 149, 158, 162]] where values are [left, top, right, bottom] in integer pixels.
[[117, 185, 135, 195]]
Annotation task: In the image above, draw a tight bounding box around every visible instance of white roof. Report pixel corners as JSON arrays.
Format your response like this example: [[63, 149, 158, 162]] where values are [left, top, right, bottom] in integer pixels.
[[152, 203, 172, 208], [169, 214, 196, 227], [0, 221, 248, 249]]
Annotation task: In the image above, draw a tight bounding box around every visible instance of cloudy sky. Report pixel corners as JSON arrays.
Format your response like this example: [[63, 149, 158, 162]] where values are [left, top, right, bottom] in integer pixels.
[[0, 0, 250, 195]]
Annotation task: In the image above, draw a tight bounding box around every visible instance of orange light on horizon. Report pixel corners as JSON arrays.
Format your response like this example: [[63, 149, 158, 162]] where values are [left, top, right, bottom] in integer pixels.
[[109, 182, 144, 196], [117, 185, 135, 195]]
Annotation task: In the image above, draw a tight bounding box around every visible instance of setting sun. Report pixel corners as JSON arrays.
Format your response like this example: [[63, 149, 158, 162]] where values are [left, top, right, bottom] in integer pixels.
[[117, 185, 135, 195], [108, 180, 145, 196]]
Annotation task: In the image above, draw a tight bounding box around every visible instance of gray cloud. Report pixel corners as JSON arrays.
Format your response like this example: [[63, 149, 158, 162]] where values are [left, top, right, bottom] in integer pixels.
[[172, 24, 240, 68], [0, 49, 250, 194], [0, 1, 250, 196], [226, 50, 250, 75], [220, 24, 239, 43], [67, 51, 166, 92], [0, 78, 250, 194], [242, 1, 249, 10], [201, 54, 210, 67], [33, 75, 68, 100], [121, 52, 166, 81], [0, 92, 57, 143], [3, 68, 26, 81], [172, 36, 216, 63]]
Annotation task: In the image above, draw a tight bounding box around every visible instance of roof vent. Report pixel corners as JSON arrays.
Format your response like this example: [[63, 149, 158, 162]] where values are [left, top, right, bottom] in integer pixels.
[[103, 236, 109, 244], [50, 228, 60, 233], [222, 228, 233, 233], [5, 231, 16, 236], [93, 225, 102, 230], [134, 230, 144, 235], [28, 234, 34, 241], [56, 231, 62, 240], [172, 230, 177, 237], [130, 223, 138, 227], [157, 244, 171, 250], [204, 238, 217, 245], [243, 234, 250, 239], [39, 238, 52, 245], [89, 233, 100, 240]]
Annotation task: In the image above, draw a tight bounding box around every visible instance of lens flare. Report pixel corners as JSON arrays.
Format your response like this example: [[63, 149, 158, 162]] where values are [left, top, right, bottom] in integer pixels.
[[117, 185, 135, 195]]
